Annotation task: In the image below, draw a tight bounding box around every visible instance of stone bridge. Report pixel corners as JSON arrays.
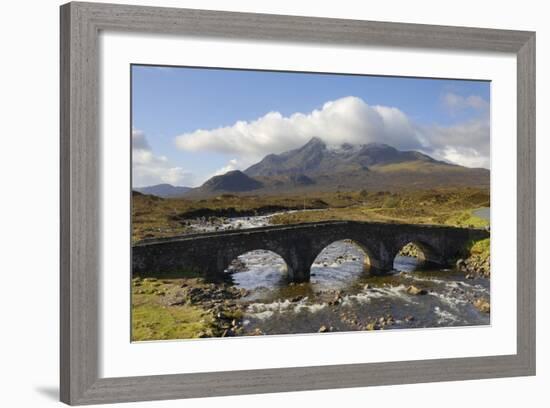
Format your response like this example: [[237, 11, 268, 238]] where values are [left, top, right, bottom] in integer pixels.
[[132, 221, 489, 283]]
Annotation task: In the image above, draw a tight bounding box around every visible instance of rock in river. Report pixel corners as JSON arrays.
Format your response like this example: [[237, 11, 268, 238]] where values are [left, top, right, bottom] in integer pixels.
[[473, 298, 490, 313], [406, 285, 428, 296]]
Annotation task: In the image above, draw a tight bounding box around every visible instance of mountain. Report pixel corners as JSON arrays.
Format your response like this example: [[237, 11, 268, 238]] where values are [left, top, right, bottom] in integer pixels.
[[185, 138, 490, 197], [134, 184, 191, 198], [244, 137, 438, 177], [245, 137, 328, 177], [184, 170, 263, 197]]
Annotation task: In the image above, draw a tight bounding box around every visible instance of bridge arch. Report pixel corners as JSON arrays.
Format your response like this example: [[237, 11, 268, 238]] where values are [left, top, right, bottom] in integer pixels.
[[311, 238, 373, 274], [225, 249, 289, 288], [391, 236, 445, 270], [216, 242, 296, 282]]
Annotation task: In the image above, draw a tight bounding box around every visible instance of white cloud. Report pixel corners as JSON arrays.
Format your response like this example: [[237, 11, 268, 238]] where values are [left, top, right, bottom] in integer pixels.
[[435, 146, 490, 169], [421, 118, 490, 166], [443, 92, 489, 112], [132, 129, 194, 187], [196, 158, 259, 185], [175, 96, 421, 160], [174, 95, 490, 170], [213, 159, 239, 176]]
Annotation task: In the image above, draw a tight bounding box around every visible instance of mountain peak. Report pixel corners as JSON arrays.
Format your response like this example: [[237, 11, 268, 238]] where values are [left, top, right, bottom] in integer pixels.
[[299, 137, 326, 151], [245, 138, 448, 178], [306, 136, 324, 145], [186, 139, 488, 197], [200, 169, 263, 192], [223, 170, 246, 177]]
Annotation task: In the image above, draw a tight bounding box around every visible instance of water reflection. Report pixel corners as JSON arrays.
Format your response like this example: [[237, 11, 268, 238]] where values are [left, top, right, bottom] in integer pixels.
[[227, 249, 287, 292], [393, 255, 422, 272], [311, 240, 369, 289]]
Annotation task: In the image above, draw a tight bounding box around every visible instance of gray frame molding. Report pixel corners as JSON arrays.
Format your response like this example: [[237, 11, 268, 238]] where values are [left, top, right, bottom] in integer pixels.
[[60, 2, 536, 405]]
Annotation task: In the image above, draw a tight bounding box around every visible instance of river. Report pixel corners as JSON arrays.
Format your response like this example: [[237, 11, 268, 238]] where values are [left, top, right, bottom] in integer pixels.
[[473, 207, 490, 222], [190, 211, 490, 335]]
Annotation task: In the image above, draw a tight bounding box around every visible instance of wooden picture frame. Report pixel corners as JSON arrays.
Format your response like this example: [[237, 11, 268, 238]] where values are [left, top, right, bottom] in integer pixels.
[[60, 2, 535, 405]]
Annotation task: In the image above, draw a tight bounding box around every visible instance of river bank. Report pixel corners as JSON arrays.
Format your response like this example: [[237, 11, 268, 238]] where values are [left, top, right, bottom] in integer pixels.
[[457, 238, 490, 278], [132, 241, 491, 340], [132, 267, 491, 340], [131, 200, 491, 341]]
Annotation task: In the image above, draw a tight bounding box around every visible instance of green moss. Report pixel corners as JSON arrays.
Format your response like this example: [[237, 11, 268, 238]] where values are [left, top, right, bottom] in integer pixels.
[[132, 303, 212, 341], [444, 209, 489, 228], [470, 238, 490, 257], [131, 278, 214, 341], [460, 237, 490, 262]]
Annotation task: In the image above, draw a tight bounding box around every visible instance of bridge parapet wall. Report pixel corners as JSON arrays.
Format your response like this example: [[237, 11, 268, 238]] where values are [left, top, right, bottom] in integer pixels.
[[132, 221, 489, 282]]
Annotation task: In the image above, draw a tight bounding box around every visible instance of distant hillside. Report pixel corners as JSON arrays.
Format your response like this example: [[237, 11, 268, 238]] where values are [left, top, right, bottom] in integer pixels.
[[134, 184, 191, 198], [184, 170, 263, 197], [184, 138, 490, 197]]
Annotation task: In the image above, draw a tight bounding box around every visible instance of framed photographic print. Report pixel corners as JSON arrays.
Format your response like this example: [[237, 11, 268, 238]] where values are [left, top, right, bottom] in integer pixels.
[[60, 2, 536, 405]]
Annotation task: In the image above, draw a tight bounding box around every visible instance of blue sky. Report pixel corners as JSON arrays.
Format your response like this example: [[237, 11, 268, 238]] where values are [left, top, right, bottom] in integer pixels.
[[132, 65, 490, 187]]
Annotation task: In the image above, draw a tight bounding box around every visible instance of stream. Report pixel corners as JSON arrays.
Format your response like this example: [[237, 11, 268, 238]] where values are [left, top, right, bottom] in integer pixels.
[[191, 211, 490, 335]]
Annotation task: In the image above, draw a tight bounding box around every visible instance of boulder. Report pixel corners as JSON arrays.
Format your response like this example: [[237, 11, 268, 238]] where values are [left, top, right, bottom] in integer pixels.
[[406, 285, 427, 295], [474, 298, 491, 313]]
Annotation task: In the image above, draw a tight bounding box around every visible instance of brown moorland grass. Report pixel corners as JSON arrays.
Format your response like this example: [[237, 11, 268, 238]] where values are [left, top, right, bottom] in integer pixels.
[[132, 187, 489, 242]]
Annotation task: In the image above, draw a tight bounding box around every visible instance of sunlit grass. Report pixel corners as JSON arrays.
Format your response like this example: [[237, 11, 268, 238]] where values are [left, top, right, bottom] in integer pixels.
[[443, 209, 489, 228], [131, 278, 214, 341], [470, 238, 490, 257]]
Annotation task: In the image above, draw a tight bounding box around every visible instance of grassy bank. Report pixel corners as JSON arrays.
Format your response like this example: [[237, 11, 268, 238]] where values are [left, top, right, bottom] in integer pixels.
[[457, 237, 491, 279], [131, 276, 249, 341], [470, 238, 490, 257], [467, 237, 491, 265], [131, 277, 214, 341], [270, 189, 490, 228]]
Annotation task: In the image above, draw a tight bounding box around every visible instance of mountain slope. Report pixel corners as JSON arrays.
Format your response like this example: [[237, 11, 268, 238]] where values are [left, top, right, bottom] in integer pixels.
[[184, 170, 263, 197], [186, 138, 489, 197], [244, 137, 438, 178]]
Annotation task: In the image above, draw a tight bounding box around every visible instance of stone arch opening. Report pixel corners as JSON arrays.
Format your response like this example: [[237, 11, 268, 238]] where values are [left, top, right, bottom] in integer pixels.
[[311, 239, 372, 288], [224, 249, 289, 290], [393, 241, 437, 272]]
